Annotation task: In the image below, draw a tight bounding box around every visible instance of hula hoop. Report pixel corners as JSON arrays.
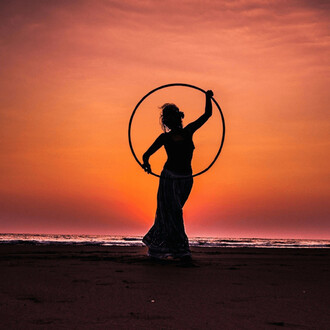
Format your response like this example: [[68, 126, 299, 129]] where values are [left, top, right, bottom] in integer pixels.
[[128, 83, 225, 178]]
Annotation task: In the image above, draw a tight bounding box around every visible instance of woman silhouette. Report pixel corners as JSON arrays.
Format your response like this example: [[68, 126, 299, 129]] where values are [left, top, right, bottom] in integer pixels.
[[142, 90, 214, 263]]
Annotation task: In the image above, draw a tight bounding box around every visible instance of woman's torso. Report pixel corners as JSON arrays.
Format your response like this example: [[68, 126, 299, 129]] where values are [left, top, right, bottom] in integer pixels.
[[163, 128, 195, 174]]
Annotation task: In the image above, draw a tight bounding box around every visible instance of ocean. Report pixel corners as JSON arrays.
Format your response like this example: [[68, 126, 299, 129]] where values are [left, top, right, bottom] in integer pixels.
[[0, 233, 329, 248]]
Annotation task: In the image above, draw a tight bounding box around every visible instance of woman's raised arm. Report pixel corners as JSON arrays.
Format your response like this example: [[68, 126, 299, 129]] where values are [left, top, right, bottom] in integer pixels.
[[185, 90, 213, 134]]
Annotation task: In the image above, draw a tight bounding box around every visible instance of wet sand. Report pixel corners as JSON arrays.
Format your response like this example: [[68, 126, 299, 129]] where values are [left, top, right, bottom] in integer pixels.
[[0, 245, 329, 329]]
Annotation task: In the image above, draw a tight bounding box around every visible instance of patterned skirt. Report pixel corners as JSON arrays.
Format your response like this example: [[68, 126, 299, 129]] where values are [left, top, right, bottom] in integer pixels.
[[142, 169, 193, 258]]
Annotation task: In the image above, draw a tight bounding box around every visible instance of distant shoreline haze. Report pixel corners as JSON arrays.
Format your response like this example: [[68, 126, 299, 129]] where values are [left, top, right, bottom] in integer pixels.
[[0, 234, 329, 248]]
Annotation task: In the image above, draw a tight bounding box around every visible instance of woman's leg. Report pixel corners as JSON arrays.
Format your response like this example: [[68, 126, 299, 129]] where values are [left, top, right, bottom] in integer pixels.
[[143, 171, 193, 258]]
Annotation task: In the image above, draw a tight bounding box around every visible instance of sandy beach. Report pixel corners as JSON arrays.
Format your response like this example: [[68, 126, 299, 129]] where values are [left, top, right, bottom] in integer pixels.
[[0, 245, 329, 329]]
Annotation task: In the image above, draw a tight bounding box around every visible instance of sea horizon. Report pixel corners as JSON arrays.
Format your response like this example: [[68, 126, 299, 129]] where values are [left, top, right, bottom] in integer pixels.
[[0, 233, 329, 248]]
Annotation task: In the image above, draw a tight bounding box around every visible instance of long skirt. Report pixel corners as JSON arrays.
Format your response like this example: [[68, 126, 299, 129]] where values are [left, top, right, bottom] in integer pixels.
[[142, 169, 193, 258]]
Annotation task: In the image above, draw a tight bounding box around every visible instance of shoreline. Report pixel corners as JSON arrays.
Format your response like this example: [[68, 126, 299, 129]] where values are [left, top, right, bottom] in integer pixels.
[[1, 233, 329, 249], [1, 245, 329, 328]]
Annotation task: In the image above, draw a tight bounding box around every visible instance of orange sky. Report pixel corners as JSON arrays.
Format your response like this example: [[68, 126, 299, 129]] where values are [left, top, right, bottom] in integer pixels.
[[0, 0, 329, 238]]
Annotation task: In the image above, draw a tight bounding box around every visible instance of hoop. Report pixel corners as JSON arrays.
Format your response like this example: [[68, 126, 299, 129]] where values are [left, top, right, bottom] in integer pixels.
[[128, 83, 225, 178]]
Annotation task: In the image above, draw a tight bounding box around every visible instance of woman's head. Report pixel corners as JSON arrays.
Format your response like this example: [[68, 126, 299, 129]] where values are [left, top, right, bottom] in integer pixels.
[[160, 103, 184, 132]]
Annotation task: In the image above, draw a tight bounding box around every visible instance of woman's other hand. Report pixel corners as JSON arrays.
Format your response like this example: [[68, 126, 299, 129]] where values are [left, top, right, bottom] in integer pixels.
[[206, 90, 213, 98], [142, 162, 151, 174]]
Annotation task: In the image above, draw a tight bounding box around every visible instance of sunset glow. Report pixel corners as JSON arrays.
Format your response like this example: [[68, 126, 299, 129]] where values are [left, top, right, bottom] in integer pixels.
[[0, 0, 329, 238]]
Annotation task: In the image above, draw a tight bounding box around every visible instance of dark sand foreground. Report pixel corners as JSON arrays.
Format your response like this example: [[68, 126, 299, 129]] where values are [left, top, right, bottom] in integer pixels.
[[0, 245, 329, 329]]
